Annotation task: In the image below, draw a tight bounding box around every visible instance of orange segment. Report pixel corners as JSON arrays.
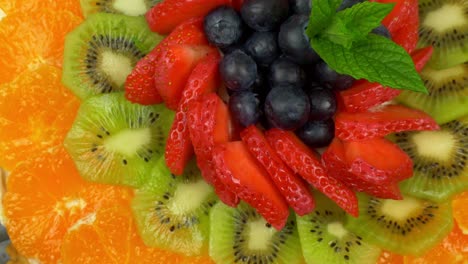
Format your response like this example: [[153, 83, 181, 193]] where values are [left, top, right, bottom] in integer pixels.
[[404, 223, 468, 264], [378, 251, 404, 264], [0, 0, 82, 17], [3, 151, 132, 264], [452, 192, 468, 234], [0, 65, 79, 170], [0, 9, 81, 84]]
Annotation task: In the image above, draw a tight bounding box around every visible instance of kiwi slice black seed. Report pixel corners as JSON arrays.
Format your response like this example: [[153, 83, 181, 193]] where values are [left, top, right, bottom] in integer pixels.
[[396, 62, 468, 124], [388, 116, 468, 202], [132, 158, 218, 256], [62, 13, 163, 100], [297, 192, 381, 264], [80, 0, 161, 17], [418, 0, 468, 69], [64, 92, 174, 187], [345, 193, 453, 256], [210, 202, 302, 264]]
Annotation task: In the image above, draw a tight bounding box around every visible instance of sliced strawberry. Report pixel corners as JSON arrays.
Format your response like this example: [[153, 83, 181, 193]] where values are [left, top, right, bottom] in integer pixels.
[[165, 52, 221, 175], [335, 104, 439, 141], [232, 0, 244, 10], [154, 44, 216, 110], [322, 139, 403, 200], [265, 129, 358, 217], [187, 94, 239, 207], [340, 46, 434, 112], [125, 18, 208, 105], [389, 0, 419, 53], [372, 0, 413, 33], [240, 125, 315, 216], [146, 0, 232, 34], [212, 141, 289, 229]]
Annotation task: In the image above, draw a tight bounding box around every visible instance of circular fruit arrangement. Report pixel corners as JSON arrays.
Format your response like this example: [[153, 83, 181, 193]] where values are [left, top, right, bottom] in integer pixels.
[[0, 0, 467, 263]]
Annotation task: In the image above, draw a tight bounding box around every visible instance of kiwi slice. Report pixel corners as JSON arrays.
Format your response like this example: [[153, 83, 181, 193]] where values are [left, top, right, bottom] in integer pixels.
[[345, 193, 453, 256], [396, 62, 468, 124], [297, 192, 381, 264], [210, 202, 302, 264], [80, 0, 161, 17], [388, 116, 468, 202], [62, 13, 163, 100], [132, 158, 218, 256], [64, 92, 174, 187], [418, 0, 468, 69]]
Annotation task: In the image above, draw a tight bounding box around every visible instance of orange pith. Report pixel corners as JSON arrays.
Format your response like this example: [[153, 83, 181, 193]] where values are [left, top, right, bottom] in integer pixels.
[[0, 8, 81, 84]]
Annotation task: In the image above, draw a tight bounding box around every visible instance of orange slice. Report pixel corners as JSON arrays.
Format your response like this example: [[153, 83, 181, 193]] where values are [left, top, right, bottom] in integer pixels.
[[452, 192, 468, 235], [0, 9, 81, 84], [0, 0, 82, 18], [377, 251, 404, 264], [2, 150, 133, 264], [0, 65, 80, 170], [404, 222, 468, 264]]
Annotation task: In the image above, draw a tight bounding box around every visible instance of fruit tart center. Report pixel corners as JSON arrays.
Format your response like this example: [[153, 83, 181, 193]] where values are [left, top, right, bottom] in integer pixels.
[[113, 0, 147, 16], [423, 4, 465, 32], [168, 180, 212, 215], [103, 127, 151, 156], [100, 50, 134, 87], [246, 218, 275, 251], [413, 131, 455, 162]]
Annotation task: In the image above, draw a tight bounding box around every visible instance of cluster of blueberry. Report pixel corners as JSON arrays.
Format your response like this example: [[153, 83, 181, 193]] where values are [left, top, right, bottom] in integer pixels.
[[203, 0, 390, 148]]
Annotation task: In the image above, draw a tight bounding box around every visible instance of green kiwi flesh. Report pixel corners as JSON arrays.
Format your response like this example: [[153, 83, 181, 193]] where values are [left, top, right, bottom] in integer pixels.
[[297, 192, 381, 264], [210, 202, 302, 264], [132, 158, 217, 256], [396, 62, 468, 124], [388, 116, 468, 202], [345, 193, 453, 256], [62, 13, 163, 100], [64, 92, 174, 187], [418, 0, 468, 69], [80, 0, 161, 17]]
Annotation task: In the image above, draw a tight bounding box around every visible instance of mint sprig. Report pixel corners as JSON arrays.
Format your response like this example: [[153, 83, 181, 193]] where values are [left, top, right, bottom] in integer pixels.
[[307, 0, 428, 93]]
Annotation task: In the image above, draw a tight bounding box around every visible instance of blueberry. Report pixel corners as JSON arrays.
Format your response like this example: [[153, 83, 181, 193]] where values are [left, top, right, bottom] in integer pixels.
[[269, 57, 306, 88], [241, 0, 289, 32], [220, 49, 258, 91], [278, 15, 320, 65], [307, 86, 337, 120], [314, 61, 355, 91], [296, 119, 335, 148], [251, 70, 270, 103], [265, 85, 310, 130], [337, 0, 366, 11], [371, 24, 392, 39], [204, 6, 244, 48], [290, 0, 311, 15], [229, 91, 262, 127], [244, 31, 280, 66]]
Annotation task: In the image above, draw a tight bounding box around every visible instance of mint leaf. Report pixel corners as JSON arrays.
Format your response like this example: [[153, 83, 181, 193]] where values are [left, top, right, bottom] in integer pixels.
[[306, 0, 342, 37], [322, 17, 356, 48], [311, 35, 427, 93], [335, 2, 394, 40]]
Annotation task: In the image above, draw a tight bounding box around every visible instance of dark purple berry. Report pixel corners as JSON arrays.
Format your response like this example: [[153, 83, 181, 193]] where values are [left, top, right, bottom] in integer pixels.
[[229, 91, 262, 127], [337, 0, 366, 11], [265, 85, 310, 130], [241, 0, 290, 32], [278, 15, 320, 65], [220, 49, 258, 91], [289, 0, 311, 15], [296, 119, 335, 148], [269, 57, 306, 88], [204, 6, 244, 48], [244, 31, 280, 66], [315, 61, 355, 91], [307, 86, 337, 121], [372, 24, 392, 39]]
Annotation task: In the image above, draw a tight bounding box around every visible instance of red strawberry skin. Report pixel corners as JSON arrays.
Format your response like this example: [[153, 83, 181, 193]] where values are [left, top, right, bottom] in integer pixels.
[[240, 125, 315, 216], [212, 141, 289, 230], [125, 18, 208, 105], [187, 94, 239, 207], [146, 0, 232, 34], [154, 44, 216, 110], [265, 129, 359, 217], [335, 105, 439, 141], [339, 46, 434, 113], [165, 52, 221, 176], [322, 139, 404, 199]]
